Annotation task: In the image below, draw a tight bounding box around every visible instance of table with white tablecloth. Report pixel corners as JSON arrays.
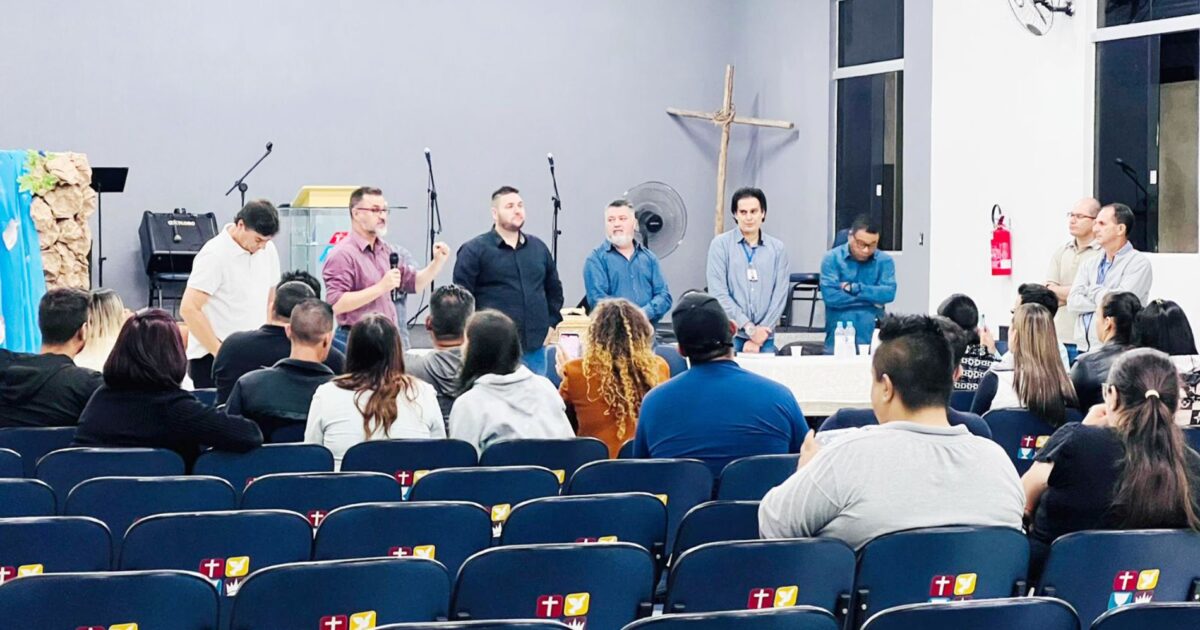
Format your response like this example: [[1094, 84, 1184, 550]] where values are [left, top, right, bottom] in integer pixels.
[[733, 354, 874, 416]]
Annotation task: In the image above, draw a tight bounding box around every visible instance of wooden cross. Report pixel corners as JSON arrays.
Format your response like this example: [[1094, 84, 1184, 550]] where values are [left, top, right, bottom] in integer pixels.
[[667, 64, 795, 235]]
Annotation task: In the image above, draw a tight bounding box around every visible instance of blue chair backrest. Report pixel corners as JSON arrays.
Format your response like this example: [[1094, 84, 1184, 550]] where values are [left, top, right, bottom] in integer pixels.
[[452, 543, 655, 630], [666, 539, 855, 617], [230, 558, 450, 629], [624, 606, 840, 629], [949, 391, 975, 413], [1091, 602, 1200, 630], [501, 493, 668, 558], [341, 439, 479, 496], [0, 516, 112, 575], [672, 501, 761, 560], [194, 443, 335, 494], [0, 426, 75, 477], [239, 471, 402, 527], [655, 344, 690, 377], [65, 475, 237, 556], [565, 459, 714, 552], [1037, 529, 1200, 626], [860, 597, 1080, 630], [0, 448, 22, 478], [314, 501, 492, 577], [853, 526, 1030, 628], [618, 440, 636, 459], [377, 622, 572, 630], [982, 409, 1060, 474], [121, 509, 315, 629], [0, 569, 218, 629], [717, 455, 799, 501], [0, 479, 55, 516], [1184, 427, 1200, 453], [409, 466, 561, 536], [480, 438, 609, 482], [35, 446, 185, 500]]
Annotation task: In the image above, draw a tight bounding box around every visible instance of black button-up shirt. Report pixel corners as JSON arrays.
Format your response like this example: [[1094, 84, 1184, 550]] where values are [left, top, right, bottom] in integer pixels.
[[453, 229, 564, 351]]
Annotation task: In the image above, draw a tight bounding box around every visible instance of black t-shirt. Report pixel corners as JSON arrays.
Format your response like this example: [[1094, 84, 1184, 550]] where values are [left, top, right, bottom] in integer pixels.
[[212, 325, 344, 405]]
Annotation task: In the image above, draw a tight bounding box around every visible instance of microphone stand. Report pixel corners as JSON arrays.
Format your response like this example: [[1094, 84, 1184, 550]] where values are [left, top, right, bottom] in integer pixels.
[[224, 142, 273, 207], [548, 154, 562, 260], [407, 149, 443, 327]]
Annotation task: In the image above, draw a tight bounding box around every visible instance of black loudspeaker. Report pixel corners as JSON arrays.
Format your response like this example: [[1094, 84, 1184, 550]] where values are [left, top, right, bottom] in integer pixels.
[[138, 209, 219, 275]]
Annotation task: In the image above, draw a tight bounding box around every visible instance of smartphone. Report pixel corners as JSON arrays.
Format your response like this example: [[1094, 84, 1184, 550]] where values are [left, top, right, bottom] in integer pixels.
[[559, 333, 583, 360]]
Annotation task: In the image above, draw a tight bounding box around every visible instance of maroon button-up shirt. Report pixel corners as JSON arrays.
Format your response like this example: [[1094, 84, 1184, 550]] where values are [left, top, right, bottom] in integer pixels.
[[322, 231, 417, 328]]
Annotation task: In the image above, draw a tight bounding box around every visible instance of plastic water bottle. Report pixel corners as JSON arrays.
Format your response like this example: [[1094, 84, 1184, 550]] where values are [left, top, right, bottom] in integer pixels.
[[834, 322, 847, 357], [870, 328, 882, 353], [845, 321, 857, 355]]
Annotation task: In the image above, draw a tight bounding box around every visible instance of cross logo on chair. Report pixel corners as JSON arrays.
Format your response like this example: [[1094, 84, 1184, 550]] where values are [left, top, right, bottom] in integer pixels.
[[1109, 569, 1160, 610], [928, 573, 977, 602], [1017, 435, 1050, 460], [746, 585, 798, 609], [536, 592, 590, 624], [388, 545, 436, 559], [198, 556, 251, 596], [319, 611, 375, 630], [307, 510, 328, 527], [0, 564, 42, 585]]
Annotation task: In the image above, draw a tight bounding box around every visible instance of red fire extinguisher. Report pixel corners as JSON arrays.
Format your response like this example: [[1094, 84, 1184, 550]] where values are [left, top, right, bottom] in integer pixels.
[[991, 204, 1012, 276]]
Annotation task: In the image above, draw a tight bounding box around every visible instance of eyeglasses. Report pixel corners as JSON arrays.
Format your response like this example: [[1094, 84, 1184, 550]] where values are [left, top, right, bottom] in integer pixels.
[[354, 206, 389, 215], [1067, 212, 1096, 220]]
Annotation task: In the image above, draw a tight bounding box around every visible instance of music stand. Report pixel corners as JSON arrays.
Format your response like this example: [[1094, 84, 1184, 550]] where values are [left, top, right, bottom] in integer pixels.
[[89, 167, 128, 288]]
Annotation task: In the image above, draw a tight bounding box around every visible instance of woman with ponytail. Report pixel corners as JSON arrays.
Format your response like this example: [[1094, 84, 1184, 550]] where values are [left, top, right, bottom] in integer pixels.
[[1071, 291, 1142, 409], [1024, 348, 1200, 577], [558, 299, 670, 457]]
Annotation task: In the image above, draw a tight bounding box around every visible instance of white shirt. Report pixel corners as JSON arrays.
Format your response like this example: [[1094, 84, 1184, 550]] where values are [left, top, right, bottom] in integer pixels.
[[305, 378, 446, 469], [185, 225, 280, 359]]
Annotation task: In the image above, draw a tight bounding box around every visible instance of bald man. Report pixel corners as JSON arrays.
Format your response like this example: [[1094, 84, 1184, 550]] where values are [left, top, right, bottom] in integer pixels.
[[1046, 198, 1101, 351]]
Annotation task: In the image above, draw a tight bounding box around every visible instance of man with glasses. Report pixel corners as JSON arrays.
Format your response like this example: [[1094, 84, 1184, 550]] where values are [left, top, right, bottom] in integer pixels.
[[1045, 198, 1101, 352], [820, 214, 897, 354], [323, 186, 450, 352]]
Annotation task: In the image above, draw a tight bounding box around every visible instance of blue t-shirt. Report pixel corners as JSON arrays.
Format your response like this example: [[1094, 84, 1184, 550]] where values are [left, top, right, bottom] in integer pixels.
[[633, 360, 807, 476], [818, 407, 993, 439]]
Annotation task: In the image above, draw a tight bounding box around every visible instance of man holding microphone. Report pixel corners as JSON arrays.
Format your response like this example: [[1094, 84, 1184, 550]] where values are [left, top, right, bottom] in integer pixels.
[[323, 186, 449, 352]]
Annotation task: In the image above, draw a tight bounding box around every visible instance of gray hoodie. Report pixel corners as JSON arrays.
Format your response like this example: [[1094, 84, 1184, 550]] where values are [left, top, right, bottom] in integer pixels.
[[448, 365, 573, 453], [406, 347, 463, 421]]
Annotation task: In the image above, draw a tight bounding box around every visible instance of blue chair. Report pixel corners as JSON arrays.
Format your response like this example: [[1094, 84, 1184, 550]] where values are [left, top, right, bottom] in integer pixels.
[[1183, 427, 1200, 453], [566, 459, 714, 552], [480, 438, 609, 483], [717, 455, 798, 501], [314, 501, 492, 577], [239, 471, 402, 527], [983, 409, 1082, 475], [0, 448, 21, 478], [194, 388, 218, 406], [860, 597, 1080, 630], [230, 558, 450, 629], [193, 443, 335, 494], [409, 466, 561, 537], [0, 516, 112, 574], [379, 622, 571, 630], [452, 543, 655, 629], [672, 501, 761, 560], [341, 439, 479, 496], [501, 493, 668, 558], [121, 509, 315, 629], [0, 478, 56, 516], [655, 344, 690, 377], [0, 569, 218, 629], [65, 476, 237, 556], [1037, 529, 1200, 626], [666, 539, 855, 617], [0, 426, 75, 477], [1091, 602, 1200, 630], [545, 346, 562, 387], [35, 446, 185, 500], [618, 440, 636, 459], [853, 526, 1030, 629], [624, 607, 840, 629], [949, 391, 975, 413]]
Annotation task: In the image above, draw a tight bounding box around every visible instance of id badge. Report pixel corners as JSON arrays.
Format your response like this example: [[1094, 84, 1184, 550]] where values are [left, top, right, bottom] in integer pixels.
[[747, 267, 759, 282]]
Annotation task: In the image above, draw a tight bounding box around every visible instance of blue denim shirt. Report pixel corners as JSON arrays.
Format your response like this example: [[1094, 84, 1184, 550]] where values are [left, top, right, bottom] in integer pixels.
[[819, 244, 897, 351], [706, 229, 791, 339], [583, 241, 672, 324]]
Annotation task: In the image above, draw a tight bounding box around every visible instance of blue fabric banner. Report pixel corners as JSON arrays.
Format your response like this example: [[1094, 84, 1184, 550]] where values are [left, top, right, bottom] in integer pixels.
[[0, 150, 48, 352]]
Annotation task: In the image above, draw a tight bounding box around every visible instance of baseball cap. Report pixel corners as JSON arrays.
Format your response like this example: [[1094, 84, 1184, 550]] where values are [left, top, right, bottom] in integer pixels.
[[671, 292, 733, 355]]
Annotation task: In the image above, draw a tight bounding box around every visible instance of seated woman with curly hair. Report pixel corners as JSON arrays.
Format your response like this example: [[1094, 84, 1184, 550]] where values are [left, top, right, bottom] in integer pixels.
[[558, 298, 670, 457]]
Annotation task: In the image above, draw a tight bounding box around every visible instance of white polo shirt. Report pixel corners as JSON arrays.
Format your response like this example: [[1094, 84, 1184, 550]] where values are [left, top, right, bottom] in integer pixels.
[[185, 225, 280, 359]]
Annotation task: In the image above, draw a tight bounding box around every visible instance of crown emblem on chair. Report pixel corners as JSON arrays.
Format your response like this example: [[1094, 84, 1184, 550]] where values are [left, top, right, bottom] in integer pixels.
[[1135, 592, 1155, 603]]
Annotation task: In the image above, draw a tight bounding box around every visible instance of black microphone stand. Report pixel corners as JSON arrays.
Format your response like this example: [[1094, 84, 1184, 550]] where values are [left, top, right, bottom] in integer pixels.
[[548, 153, 562, 260], [224, 142, 273, 207], [407, 149, 443, 326]]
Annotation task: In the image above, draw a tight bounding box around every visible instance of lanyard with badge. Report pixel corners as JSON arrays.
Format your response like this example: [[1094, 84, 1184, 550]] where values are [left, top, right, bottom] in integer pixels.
[[741, 241, 759, 282]]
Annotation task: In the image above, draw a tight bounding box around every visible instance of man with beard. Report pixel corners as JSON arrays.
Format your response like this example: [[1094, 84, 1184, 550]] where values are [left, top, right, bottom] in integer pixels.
[[454, 186, 564, 376], [583, 199, 672, 326], [323, 186, 450, 352]]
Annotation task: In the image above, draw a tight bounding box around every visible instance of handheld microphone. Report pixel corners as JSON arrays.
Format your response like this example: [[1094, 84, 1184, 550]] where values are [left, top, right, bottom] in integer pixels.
[[389, 252, 401, 301], [548, 153, 555, 168], [424, 147, 432, 165], [265, 141, 273, 152]]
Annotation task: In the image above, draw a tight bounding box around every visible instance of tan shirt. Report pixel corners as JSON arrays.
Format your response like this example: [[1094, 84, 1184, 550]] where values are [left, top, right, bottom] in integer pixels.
[[1046, 239, 1101, 345]]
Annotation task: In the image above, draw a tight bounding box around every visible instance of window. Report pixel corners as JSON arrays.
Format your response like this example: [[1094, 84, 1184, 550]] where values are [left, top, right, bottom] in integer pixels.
[[834, 0, 904, 251], [1095, 30, 1199, 252], [1100, 0, 1200, 28]]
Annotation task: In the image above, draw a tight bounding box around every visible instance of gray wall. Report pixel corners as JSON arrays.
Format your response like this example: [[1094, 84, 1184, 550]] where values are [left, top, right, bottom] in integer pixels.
[[3, 1, 845, 328]]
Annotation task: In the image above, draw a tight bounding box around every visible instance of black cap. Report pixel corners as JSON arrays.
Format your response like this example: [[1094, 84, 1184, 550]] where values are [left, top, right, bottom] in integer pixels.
[[671, 292, 733, 355]]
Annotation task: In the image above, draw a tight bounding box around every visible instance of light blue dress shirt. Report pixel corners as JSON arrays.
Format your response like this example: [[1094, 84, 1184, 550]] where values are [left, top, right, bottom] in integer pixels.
[[706, 229, 791, 340], [583, 241, 672, 324], [819, 244, 897, 352]]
